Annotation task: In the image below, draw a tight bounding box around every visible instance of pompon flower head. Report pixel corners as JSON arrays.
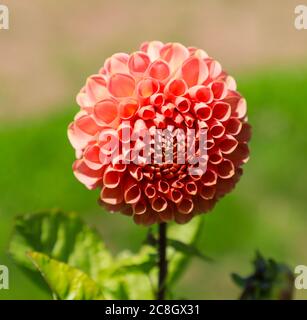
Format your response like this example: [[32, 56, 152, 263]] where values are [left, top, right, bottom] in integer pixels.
[[68, 41, 251, 225]]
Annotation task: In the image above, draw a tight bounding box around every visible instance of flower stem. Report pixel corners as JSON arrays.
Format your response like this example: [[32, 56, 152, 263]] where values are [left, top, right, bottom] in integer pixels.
[[157, 222, 167, 300]]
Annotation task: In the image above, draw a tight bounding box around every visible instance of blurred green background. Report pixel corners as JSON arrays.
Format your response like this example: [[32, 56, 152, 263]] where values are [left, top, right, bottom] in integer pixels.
[[0, 0, 307, 299]]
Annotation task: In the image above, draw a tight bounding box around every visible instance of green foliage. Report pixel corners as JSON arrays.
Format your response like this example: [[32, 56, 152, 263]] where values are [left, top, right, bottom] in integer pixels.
[[28, 252, 105, 300], [167, 216, 206, 286], [9, 210, 113, 280], [9, 210, 155, 300], [9, 210, 209, 300], [232, 252, 294, 300]]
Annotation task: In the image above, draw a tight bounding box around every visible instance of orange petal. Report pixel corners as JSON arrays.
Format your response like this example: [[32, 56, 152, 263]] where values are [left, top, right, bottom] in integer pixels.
[[104, 53, 129, 74], [164, 79, 187, 97], [150, 93, 165, 107], [181, 57, 209, 87], [128, 51, 150, 75], [103, 165, 121, 188], [119, 98, 139, 120], [108, 73, 135, 97], [137, 78, 160, 99], [94, 99, 119, 126], [175, 96, 191, 113], [160, 42, 190, 72], [188, 85, 213, 103], [211, 81, 227, 100], [138, 105, 156, 120], [194, 103, 212, 121], [148, 59, 170, 81]]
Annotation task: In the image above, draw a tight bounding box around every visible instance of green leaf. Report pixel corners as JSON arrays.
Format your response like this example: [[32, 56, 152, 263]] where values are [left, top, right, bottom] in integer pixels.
[[112, 246, 157, 300], [28, 252, 104, 300], [168, 239, 213, 262], [9, 210, 113, 281], [167, 216, 204, 286], [9, 210, 156, 300]]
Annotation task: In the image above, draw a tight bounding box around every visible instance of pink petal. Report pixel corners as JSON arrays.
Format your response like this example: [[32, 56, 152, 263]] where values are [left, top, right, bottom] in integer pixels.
[[84, 145, 103, 170], [119, 98, 139, 120], [148, 60, 170, 81], [188, 85, 213, 103], [161, 103, 175, 118], [194, 103, 212, 121], [103, 165, 121, 188], [141, 41, 164, 61], [138, 105, 156, 120], [164, 79, 187, 97], [212, 102, 231, 122], [150, 93, 165, 107], [181, 57, 209, 87], [108, 73, 135, 97], [160, 42, 190, 72], [137, 78, 160, 99], [104, 53, 129, 74], [85, 75, 108, 103], [211, 81, 227, 100], [128, 51, 150, 75], [94, 99, 119, 127], [73, 160, 103, 189], [209, 119, 225, 138], [75, 115, 100, 136], [175, 96, 191, 113]]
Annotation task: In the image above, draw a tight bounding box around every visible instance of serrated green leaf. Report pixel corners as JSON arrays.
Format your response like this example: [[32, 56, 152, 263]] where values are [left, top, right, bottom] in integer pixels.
[[28, 252, 104, 300], [167, 216, 204, 286], [9, 210, 113, 282]]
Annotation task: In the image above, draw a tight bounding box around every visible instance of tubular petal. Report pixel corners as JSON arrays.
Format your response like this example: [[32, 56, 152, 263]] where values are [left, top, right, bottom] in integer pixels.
[[181, 57, 209, 87], [128, 51, 150, 75], [148, 60, 170, 81], [100, 185, 124, 205], [151, 196, 168, 212], [164, 79, 187, 97], [177, 198, 194, 214], [108, 73, 135, 97]]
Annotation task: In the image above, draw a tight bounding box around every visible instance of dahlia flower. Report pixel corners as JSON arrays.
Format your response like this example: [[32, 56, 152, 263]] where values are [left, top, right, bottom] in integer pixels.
[[68, 41, 251, 225]]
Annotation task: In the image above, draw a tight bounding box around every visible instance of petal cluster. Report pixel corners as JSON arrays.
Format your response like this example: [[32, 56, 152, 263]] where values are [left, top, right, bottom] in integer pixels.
[[68, 41, 251, 225]]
